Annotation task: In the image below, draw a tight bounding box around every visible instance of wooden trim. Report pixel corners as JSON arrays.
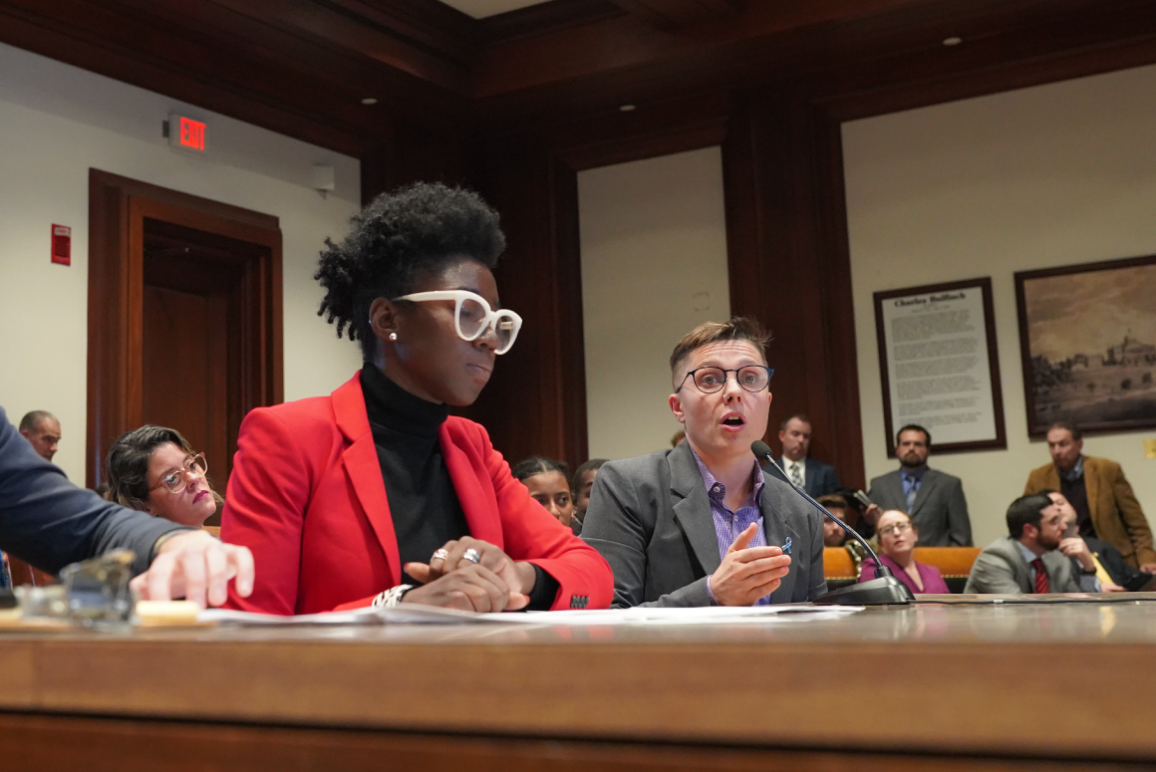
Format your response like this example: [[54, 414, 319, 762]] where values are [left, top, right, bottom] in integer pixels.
[[86, 170, 283, 489], [480, 0, 624, 45], [872, 278, 1007, 457]]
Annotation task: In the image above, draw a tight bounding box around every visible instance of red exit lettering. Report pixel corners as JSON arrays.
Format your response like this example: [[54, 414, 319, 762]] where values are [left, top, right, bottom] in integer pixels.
[[180, 117, 206, 151]]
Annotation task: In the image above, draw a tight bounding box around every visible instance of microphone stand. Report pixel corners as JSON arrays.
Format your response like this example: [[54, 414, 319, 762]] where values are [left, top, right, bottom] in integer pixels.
[[752, 442, 912, 606]]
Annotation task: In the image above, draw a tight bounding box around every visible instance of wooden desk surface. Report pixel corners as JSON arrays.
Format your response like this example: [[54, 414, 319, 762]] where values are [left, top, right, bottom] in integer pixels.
[[2, 599, 1155, 766]]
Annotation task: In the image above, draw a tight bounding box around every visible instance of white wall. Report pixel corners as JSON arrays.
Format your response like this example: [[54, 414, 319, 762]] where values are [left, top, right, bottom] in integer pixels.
[[0, 43, 363, 483], [843, 63, 1156, 547], [579, 147, 730, 460]]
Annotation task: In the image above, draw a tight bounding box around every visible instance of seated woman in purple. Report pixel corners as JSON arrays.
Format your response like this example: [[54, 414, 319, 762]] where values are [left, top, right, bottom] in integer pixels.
[[858, 509, 949, 595]]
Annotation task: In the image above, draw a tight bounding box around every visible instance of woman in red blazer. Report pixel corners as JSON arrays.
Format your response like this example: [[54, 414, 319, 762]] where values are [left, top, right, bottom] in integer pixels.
[[222, 183, 613, 615]]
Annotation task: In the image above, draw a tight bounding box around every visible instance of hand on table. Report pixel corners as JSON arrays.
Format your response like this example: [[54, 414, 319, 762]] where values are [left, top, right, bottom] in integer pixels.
[[129, 530, 254, 608], [404, 537, 536, 612], [710, 523, 791, 606]]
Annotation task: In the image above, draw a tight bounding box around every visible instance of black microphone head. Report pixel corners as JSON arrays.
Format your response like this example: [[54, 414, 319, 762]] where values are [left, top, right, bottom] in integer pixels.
[[751, 440, 772, 459]]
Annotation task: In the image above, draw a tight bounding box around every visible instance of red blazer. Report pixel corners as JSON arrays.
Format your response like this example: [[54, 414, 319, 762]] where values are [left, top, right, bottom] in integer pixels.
[[221, 373, 613, 615]]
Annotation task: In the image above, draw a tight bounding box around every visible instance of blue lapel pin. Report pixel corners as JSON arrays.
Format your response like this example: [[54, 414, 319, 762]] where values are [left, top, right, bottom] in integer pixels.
[[782, 537, 792, 555]]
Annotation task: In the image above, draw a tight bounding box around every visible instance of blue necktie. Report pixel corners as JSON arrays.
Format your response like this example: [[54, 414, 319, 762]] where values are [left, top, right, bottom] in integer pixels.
[[904, 473, 919, 512]]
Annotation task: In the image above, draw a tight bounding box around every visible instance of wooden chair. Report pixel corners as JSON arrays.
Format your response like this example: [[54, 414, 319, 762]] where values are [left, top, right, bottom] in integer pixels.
[[5, 554, 57, 586], [912, 547, 982, 593]]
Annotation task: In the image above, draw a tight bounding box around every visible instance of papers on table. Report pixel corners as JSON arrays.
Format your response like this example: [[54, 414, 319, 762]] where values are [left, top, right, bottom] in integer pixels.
[[198, 603, 861, 627]]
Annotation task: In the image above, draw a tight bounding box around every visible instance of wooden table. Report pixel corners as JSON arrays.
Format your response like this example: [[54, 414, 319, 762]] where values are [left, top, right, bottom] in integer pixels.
[[3, 598, 1155, 771]]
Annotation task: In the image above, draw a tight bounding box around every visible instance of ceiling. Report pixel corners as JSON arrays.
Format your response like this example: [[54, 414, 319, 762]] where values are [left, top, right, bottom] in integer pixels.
[[439, 0, 553, 19], [3, 0, 1156, 158]]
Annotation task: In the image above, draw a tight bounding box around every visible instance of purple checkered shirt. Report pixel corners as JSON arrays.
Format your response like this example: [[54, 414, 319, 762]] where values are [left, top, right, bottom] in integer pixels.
[[690, 448, 770, 606]]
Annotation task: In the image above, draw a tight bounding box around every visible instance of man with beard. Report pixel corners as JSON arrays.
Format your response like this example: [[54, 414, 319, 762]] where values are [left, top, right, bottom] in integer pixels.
[[866, 425, 972, 546], [965, 493, 1099, 594]]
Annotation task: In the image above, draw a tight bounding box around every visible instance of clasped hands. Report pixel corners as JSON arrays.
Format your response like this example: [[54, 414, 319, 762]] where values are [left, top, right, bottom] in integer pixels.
[[710, 523, 791, 606], [403, 537, 536, 612]]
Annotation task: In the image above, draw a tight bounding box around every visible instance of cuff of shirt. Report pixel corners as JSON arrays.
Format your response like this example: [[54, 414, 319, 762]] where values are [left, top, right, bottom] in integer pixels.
[[705, 575, 719, 605]]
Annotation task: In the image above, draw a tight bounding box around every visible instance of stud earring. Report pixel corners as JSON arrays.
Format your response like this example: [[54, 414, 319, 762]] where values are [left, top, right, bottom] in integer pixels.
[[388, 332, 398, 341]]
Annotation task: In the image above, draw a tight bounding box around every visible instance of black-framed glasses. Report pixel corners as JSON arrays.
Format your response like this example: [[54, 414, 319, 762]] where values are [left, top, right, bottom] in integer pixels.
[[676, 366, 774, 394], [148, 453, 208, 494]]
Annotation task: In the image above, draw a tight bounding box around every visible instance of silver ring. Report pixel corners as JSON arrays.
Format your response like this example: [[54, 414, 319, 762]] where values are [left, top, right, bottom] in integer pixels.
[[462, 548, 481, 564], [431, 548, 449, 562]]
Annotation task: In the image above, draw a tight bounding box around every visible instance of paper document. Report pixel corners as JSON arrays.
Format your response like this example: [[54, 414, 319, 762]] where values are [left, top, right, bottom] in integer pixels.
[[199, 604, 861, 627]]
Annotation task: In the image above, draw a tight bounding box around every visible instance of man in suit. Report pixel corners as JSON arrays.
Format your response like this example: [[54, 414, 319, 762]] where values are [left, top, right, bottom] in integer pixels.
[[866, 424, 972, 547], [19, 410, 61, 463], [767, 413, 840, 498], [1, 404, 253, 606], [1046, 489, 1151, 592], [964, 493, 1099, 594], [581, 318, 827, 608], [1024, 422, 1156, 572]]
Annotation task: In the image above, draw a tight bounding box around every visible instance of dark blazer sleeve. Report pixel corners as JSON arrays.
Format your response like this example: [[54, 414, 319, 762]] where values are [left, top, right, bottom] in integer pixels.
[[944, 475, 973, 547], [815, 461, 840, 497], [0, 406, 188, 575]]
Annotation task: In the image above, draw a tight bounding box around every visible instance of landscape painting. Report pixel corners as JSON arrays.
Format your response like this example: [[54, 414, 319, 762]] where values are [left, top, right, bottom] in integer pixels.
[[1015, 255, 1156, 437]]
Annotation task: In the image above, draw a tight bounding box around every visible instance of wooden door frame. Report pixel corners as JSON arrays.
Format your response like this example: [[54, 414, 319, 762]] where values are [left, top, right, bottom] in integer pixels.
[[86, 169, 283, 489]]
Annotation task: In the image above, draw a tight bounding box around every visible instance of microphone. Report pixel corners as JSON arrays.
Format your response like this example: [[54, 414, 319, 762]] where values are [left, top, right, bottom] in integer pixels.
[[751, 441, 912, 606]]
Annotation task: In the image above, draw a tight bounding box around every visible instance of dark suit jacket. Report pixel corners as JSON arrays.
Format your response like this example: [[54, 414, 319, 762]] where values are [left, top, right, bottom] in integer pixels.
[[0, 405, 183, 575], [867, 467, 972, 547], [1024, 457, 1156, 567], [766, 456, 840, 498], [580, 441, 828, 608], [963, 536, 1082, 594]]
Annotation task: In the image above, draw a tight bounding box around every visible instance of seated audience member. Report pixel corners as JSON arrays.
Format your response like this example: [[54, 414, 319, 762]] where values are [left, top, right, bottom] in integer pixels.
[[1046, 489, 1148, 592], [1025, 422, 1156, 572], [771, 414, 840, 497], [0, 404, 252, 606], [867, 425, 971, 546], [582, 317, 826, 608], [964, 493, 1100, 594], [19, 410, 61, 463], [817, 494, 850, 547], [571, 458, 608, 528], [670, 429, 685, 447], [105, 426, 222, 527], [221, 182, 612, 615], [858, 510, 949, 595], [512, 456, 575, 529]]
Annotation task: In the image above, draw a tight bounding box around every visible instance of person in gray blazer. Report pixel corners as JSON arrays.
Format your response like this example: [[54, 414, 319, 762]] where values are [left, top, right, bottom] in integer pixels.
[[866, 424, 972, 547], [0, 404, 253, 605], [581, 318, 827, 608], [964, 493, 1099, 594], [764, 413, 841, 498]]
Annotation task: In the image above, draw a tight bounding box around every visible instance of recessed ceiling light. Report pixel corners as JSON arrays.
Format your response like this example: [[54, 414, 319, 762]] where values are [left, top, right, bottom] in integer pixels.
[[361, 97, 378, 105], [942, 36, 962, 46], [619, 104, 637, 112]]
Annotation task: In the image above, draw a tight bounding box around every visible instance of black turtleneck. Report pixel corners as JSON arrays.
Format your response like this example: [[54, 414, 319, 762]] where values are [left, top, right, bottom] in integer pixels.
[[360, 364, 556, 608]]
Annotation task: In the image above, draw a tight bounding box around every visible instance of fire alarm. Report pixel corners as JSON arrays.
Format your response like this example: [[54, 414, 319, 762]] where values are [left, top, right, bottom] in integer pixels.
[[52, 224, 71, 266]]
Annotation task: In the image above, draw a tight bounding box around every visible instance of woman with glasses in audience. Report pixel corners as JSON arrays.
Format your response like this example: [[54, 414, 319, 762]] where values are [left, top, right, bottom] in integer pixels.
[[512, 456, 576, 530], [857, 509, 949, 595], [105, 426, 221, 527], [221, 182, 613, 615]]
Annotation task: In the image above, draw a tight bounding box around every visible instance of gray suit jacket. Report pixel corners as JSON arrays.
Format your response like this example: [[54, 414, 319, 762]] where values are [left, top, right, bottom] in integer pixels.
[[964, 536, 1083, 594], [1, 405, 185, 575], [581, 442, 828, 608], [867, 467, 972, 547]]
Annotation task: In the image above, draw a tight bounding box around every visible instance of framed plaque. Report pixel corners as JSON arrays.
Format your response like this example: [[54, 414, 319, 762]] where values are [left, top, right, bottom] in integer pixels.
[[1015, 254, 1156, 438], [874, 278, 1006, 456]]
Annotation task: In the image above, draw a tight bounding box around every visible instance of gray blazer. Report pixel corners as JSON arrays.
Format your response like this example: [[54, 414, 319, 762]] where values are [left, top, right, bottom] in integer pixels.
[[964, 535, 1083, 594], [581, 442, 828, 608], [0, 405, 185, 575], [867, 467, 972, 547]]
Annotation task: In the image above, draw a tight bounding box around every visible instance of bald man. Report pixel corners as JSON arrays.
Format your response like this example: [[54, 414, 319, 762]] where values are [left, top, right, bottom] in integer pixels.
[[19, 410, 61, 463]]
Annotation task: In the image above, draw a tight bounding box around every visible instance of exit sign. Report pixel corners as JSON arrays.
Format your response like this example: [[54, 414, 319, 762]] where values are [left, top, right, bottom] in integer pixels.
[[168, 113, 209, 153]]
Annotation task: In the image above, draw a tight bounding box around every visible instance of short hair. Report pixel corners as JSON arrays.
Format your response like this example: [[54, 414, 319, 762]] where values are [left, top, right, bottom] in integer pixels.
[[1006, 493, 1053, 538], [511, 456, 571, 486], [19, 410, 57, 433], [816, 494, 848, 514], [571, 458, 607, 493], [314, 182, 507, 360], [896, 424, 931, 448], [1047, 421, 1082, 441], [780, 413, 811, 431], [668, 317, 772, 382], [105, 425, 221, 511]]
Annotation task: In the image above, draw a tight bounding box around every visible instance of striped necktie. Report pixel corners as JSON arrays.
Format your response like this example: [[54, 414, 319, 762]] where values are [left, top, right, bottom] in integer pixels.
[[1031, 558, 1050, 594], [789, 462, 803, 489]]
